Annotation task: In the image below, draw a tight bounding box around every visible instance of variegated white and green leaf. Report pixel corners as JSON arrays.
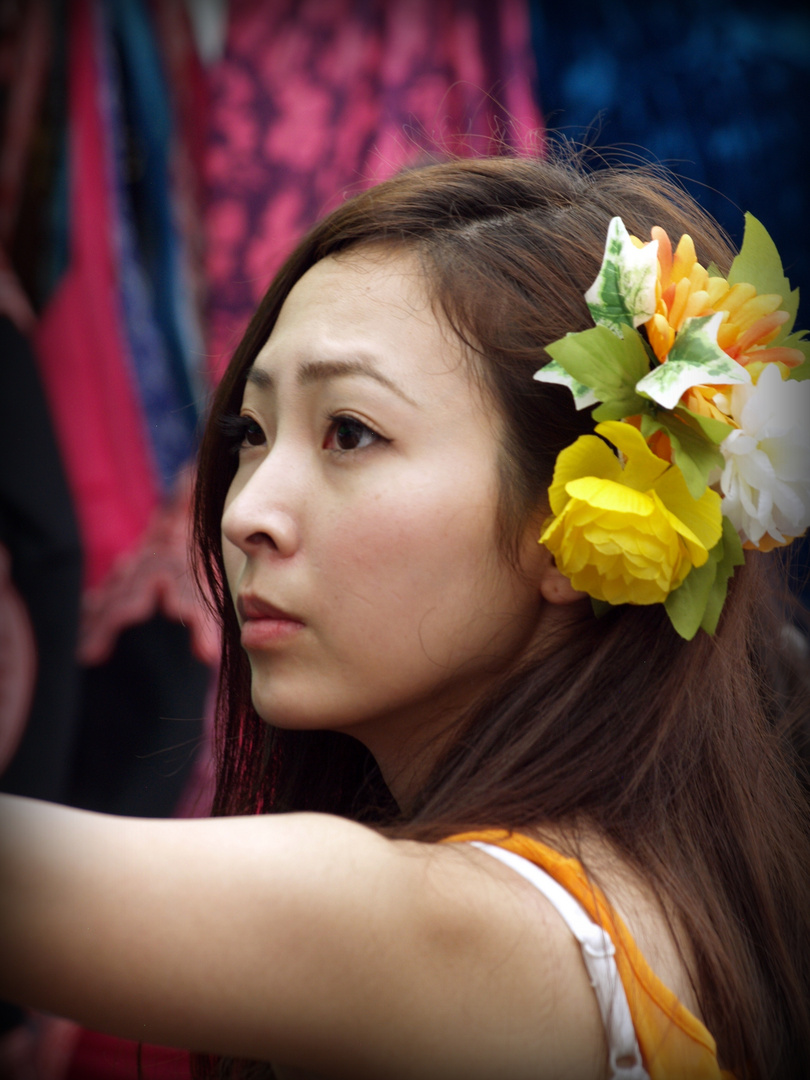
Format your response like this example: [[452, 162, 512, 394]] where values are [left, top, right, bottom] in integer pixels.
[[584, 216, 659, 334], [635, 313, 749, 410], [533, 359, 597, 410]]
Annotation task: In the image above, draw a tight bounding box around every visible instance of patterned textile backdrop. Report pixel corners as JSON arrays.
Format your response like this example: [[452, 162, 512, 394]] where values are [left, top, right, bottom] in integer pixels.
[[202, 0, 543, 377]]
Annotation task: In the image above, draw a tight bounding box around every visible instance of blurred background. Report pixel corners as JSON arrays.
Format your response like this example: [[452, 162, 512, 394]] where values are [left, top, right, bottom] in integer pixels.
[[0, 0, 808, 1075]]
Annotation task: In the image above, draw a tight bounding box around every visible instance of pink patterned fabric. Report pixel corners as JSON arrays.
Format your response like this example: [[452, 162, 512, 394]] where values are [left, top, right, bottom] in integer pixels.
[[203, 0, 543, 376]]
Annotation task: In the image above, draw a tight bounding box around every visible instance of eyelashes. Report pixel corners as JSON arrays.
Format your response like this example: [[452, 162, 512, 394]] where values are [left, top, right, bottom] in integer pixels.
[[217, 413, 265, 453], [217, 411, 385, 455], [323, 414, 382, 452]]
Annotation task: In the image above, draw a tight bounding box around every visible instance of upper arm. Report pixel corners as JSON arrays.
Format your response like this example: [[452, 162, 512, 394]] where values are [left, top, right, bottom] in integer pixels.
[[0, 799, 607, 1079]]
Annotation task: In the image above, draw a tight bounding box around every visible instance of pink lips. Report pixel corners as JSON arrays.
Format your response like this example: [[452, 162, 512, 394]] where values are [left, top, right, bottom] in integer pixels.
[[237, 594, 304, 649]]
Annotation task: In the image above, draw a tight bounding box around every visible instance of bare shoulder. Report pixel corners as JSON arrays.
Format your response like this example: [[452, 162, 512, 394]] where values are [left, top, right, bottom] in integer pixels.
[[2, 802, 613, 1078], [196, 812, 612, 1077]]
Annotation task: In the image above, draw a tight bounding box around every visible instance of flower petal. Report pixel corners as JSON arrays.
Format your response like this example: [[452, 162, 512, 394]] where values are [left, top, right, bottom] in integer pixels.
[[547, 434, 622, 515], [653, 467, 723, 552], [565, 476, 655, 517], [593, 421, 669, 490]]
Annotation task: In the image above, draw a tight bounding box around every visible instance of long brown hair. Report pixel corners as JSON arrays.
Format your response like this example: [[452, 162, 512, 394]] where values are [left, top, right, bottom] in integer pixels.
[[192, 152, 810, 1078]]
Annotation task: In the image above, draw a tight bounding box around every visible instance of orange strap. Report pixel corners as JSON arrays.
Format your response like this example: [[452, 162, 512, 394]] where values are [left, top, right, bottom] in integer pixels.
[[445, 830, 735, 1080]]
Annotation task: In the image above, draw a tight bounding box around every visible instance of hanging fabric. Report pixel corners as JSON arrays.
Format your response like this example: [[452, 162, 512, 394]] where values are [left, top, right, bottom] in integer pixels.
[[32, 0, 160, 591], [203, 0, 543, 375]]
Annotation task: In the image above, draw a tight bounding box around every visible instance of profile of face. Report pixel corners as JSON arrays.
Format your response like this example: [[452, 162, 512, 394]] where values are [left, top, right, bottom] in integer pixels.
[[221, 249, 559, 787]]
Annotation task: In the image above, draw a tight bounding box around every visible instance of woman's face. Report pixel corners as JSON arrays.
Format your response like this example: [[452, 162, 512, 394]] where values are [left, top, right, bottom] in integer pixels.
[[221, 249, 547, 789]]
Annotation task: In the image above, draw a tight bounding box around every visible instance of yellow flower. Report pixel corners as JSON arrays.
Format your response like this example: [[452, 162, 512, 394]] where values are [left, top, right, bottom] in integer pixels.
[[634, 226, 803, 372], [540, 421, 722, 606]]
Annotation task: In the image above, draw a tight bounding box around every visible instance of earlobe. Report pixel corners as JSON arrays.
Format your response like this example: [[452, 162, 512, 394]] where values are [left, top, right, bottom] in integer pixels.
[[539, 567, 588, 605], [536, 544, 588, 605]]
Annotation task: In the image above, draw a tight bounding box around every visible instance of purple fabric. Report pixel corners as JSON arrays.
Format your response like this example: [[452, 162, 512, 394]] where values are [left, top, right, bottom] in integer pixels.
[[203, 0, 543, 377]]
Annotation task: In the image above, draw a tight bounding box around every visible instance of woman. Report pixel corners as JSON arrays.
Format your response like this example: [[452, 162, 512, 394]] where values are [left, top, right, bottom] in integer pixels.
[[1, 153, 809, 1079]]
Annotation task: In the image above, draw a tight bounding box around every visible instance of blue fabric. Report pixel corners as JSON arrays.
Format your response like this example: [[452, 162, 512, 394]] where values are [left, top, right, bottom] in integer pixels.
[[105, 0, 203, 480], [529, 0, 810, 294], [96, 6, 193, 492], [40, 0, 70, 305], [44, 128, 70, 302]]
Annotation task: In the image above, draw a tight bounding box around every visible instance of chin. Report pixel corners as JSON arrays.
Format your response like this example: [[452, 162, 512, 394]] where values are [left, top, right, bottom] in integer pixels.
[[250, 694, 328, 730], [248, 677, 356, 732]]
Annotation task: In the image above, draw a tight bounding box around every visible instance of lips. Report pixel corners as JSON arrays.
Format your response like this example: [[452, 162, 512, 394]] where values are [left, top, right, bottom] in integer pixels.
[[237, 593, 305, 649], [237, 593, 301, 623]]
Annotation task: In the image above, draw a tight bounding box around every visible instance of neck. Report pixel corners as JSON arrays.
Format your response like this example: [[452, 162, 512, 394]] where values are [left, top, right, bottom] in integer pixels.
[[336, 699, 468, 812]]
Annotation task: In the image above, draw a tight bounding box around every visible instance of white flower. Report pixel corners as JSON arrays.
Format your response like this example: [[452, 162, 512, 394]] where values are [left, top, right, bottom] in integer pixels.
[[718, 364, 810, 546]]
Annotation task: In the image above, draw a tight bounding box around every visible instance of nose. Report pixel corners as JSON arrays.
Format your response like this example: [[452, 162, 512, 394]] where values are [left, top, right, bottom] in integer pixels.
[[221, 454, 302, 559]]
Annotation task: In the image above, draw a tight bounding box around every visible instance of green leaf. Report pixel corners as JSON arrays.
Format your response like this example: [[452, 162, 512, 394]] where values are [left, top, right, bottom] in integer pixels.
[[533, 358, 597, 410], [782, 333, 810, 379], [591, 598, 613, 619], [591, 399, 641, 422], [640, 412, 724, 500], [635, 313, 749, 410], [728, 212, 799, 341], [672, 405, 733, 446], [700, 520, 745, 634], [664, 556, 718, 641], [781, 330, 808, 351], [544, 325, 653, 421], [584, 216, 659, 334], [664, 519, 744, 640]]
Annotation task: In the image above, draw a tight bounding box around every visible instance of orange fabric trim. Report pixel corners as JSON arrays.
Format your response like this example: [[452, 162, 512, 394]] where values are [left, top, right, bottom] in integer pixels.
[[445, 829, 735, 1080]]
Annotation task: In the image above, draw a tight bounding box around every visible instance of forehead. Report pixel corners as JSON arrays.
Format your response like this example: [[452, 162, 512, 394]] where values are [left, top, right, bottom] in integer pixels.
[[250, 249, 484, 405], [274, 248, 433, 339]]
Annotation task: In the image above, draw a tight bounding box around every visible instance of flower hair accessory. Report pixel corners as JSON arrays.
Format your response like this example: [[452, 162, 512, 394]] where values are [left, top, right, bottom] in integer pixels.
[[534, 213, 810, 639]]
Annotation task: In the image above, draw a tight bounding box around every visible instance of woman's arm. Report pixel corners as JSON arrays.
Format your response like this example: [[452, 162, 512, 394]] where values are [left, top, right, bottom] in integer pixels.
[[0, 795, 606, 1079]]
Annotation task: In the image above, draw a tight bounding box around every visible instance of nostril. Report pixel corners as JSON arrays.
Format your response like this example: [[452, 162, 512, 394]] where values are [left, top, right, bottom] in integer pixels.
[[246, 530, 279, 550]]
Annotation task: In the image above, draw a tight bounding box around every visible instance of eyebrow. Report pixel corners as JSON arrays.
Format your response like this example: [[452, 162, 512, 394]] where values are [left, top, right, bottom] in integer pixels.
[[245, 357, 419, 406]]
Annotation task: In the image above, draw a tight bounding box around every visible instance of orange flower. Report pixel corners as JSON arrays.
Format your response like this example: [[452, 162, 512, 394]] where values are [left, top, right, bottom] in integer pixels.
[[633, 227, 803, 372], [680, 384, 734, 427]]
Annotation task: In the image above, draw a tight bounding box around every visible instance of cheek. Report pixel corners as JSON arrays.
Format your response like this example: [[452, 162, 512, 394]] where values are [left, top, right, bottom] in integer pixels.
[[330, 483, 488, 585], [321, 481, 528, 663]]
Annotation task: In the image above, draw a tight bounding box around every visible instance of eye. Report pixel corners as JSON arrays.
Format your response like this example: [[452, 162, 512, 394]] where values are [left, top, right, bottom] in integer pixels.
[[323, 415, 382, 452], [218, 413, 266, 453]]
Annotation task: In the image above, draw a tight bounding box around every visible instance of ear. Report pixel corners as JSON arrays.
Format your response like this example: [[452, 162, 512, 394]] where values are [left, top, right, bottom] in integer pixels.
[[535, 543, 588, 605], [539, 564, 588, 605]]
